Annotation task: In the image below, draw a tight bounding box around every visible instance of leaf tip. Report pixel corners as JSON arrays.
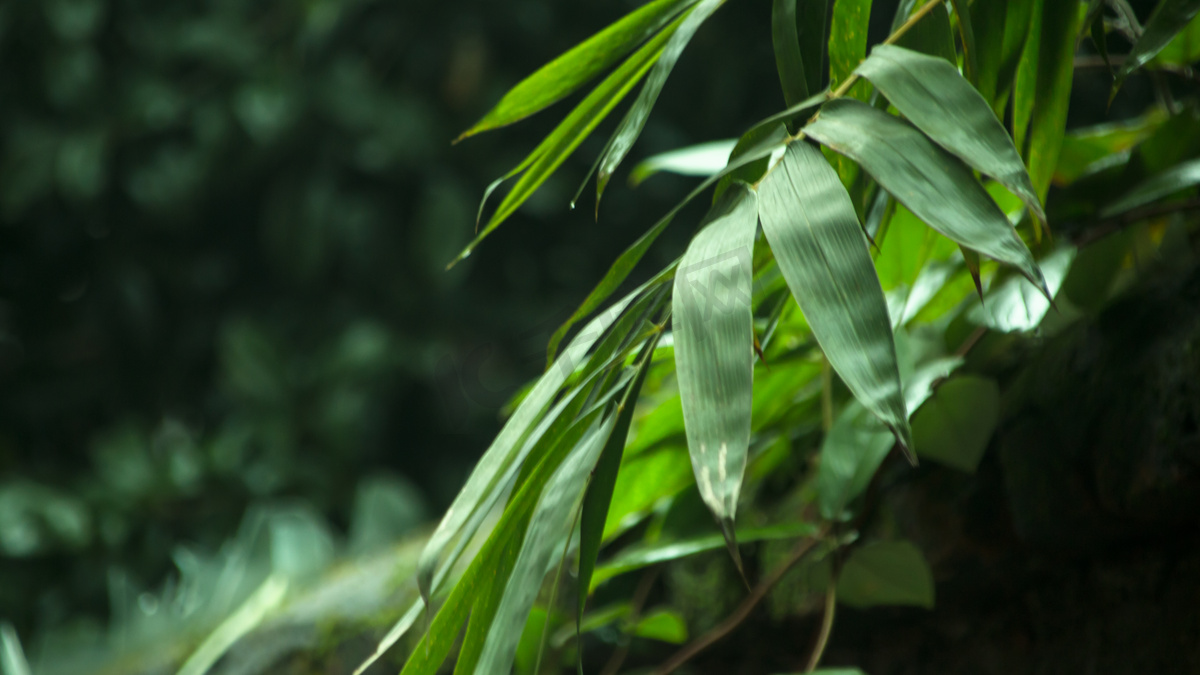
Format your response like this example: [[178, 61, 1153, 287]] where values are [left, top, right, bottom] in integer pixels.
[[719, 517, 750, 589]]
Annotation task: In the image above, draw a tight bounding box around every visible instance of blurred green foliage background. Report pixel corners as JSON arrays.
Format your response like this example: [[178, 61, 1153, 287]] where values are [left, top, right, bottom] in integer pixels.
[[0, 0, 796, 644]]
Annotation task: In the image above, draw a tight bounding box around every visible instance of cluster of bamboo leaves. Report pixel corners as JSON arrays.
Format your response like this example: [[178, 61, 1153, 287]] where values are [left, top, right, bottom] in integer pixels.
[[344, 1, 1200, 674]]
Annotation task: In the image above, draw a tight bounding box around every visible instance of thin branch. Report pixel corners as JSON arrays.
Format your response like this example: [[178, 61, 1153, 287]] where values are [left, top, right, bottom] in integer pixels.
[[825, 0, 945, 101], [649, 529, 829, 675], [803, 586, 838, 672]]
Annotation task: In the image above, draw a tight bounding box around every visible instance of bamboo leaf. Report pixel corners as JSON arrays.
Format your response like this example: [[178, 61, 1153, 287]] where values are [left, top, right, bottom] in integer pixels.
[[1011, 0, 1043, 155], [577, 338, 659, 634], [1100, 156, 1200, 217], [458, 0, 698, 139], [452, 15, 685, 267], [971, 0, 1035, 116], [816, 405, 897, 520], [894, 0, 956, 64], [911, 376, 1000, 473], [632, 609, 689, 643], [1026, 0, 1083, 202], [629, 139, 738, 185], [799, 0, 829, 94], [545, 121, 793, 366], [828, 0, 873, 102], [1114, 0, 1200, 92], [805, 99, 1048, 295], [673, 182, 758, 556], [857, 45, 1046, 224], [950, 0, 979, 82], [470, 412, 619, 675], [759, 141, 913, 458], [772, 0, 811, 106], [595, 0, 726, 204], [837, 540, 935, 609]]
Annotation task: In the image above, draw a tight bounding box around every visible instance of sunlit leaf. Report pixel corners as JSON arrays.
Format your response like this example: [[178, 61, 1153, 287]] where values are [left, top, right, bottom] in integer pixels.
[[595, 0, 727, 203], [1025, 0, 1083, 201], [603, 444, 694, 541], [1152, 12, 1200, 64], [857, 44, 1046, 223], [828, 0, 873, 102], [837, 540, 934, 609], [1010, 0, 1042, 156], [629, 139, 737, 185], [673, 182, 758, 555], [633, 608, 689, 644], [912, 376, 1000, 473], [772, 0, 810, 107], [458, 0, 698, 139], [1100, 157, 1200, 217], [177, 576, 289, 675], [805, 99, 1048, 295], [759, 141, 913, 459], [453, 15, 686, 266], [1115, 0, 1200, 92], [1, 623, 32, 675], [967, 246, 1075, 331]]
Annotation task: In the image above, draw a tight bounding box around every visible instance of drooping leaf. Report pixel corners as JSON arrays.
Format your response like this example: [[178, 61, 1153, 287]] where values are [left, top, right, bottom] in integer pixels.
[[545, 121, 792, 366], [673, 182, 758, 554], [1114, 0, 1200, 92], [816, 405, 897, 520], [759, 141, 913, 459], [457, 0, 697, 139], [837, 540, 935, 609], [911, 376, 1000, 473], [1026, 0, 1083, 202], [417, 289, 637, 605], [595, 0, 727, 204], [967, 246, 1076, 332], [1055, 111, 1166, 185], [1100, 156, 1200, 217], [470, 413, 619, 675], [453, 15, 686, 266], [590, 521, 818, 589], [772, 0, 810, 106], [629, 139, 738, 185], [578, 338, 660, 634], [856, 44, 1046, 224], [805, 99, 1048, 295]]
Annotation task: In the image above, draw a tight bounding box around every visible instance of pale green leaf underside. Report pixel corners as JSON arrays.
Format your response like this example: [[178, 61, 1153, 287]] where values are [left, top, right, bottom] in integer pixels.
[[805, 99, 1047, 296], [759, 141, 912, 457]]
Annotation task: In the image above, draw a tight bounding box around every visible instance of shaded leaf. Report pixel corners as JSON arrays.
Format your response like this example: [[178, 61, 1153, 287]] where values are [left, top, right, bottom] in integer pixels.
[[1115, 0, 1200, 92], [857, 44, 1046, 223], [912, 376, 1000, 473], [1100, 156, 1200, 217], [972, 0, 1035, 115], [828, 0, 873, 102], [595, 0, 726, 203], [950, 0, 979, 82], [1011, 0, 1042, 156], [837, 540, 935, 609], [894, 0, 956, 64], [772, 0, 810, 107], [759, 141, 913, 458], [458, 0, 697, 139], [633, 609, 689, 644], [799, 0, 830, 93], [1026, 0, 1083, 201], [673, 182, 758, 551], [454, 15, 686, 266], [629, 139, 737, 185], [816, 405, 896, 520], [805, 99, 1048, 294], [1055, 111, 1166, 185], [1153, 11, 1200, 64]]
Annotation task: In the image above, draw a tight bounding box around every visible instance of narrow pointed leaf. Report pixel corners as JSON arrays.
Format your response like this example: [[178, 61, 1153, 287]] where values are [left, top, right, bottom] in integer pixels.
[[629, 139, 738, 186], [1100, 156, 1200, 217], [546, 121, 793, 366], [829, 0, 873, 102], [857, 44, 1046, 224], [673, 183, 758, 543], [950, 0, 979, 82], [471, 412, 619, 675], [759, 142, 913, 458], [799, 0, 829, 94], [1114, 0, 1200, 92], [578, 338, 660, 628], [458, 0, 698, 139], [816, 405, 897, 520], [1026, 0, 1083, 202], [772, 0, 810, 106], [961, 245, 984, 299], [894, 0, 956, 64], [1011, 0, 1043, 155], [453, 16, 685, 266], [595, 0, 726, 203], [416, 291, 636, 605], [805, 99, 1048, 294]]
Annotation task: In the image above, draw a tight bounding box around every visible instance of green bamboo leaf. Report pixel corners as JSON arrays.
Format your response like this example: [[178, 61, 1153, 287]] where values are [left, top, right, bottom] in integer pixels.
[[971, 0, 1035, 116], [629, 139, 738, 186], [577, 338, 659, 635], [857, 44, 1046, 224], [894, 0, 956, 64], [1011, 0, 1043, 155], [416, 289, 638, 605], [633, 609, 689, 644], [713, 122, 790, 202], [673, 182, 758, 560], [595, 0, 726, 204], [0, 623, 31, 675], [799, 0, 829, 93], [1153, 11, 1200, 64], [967, 246, 1075, 332], [1026, 0, 1083, 202], [1115, 0, 1200, 92], [772, 0, 810, 106], [457, 0, 697, 140], [805, 99, 1048, 295], [1089, 4, 1112, 72], [912, 376, 1000, 473], [590, 521, 818, 589], [1100, 156, 1200, 217], [837, 540, 935, 609], [545, 120, 793, 367], [759, 141, 913, 459], [452, 16, 685, 267], [467, 412, 620, 675], [816, 405, 897, 521], [950, 0, 979, 82], [828, 0, 873, 102], [603, 444, 694, 540]]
